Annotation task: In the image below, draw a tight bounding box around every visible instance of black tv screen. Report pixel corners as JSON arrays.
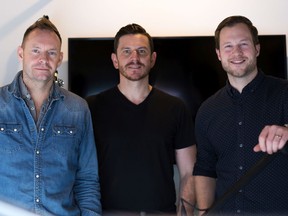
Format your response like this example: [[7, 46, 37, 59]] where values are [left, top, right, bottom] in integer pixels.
[[68, 35, 287, 117]]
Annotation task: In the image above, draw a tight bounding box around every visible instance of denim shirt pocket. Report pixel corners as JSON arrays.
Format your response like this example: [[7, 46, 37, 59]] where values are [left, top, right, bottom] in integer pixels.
[[52, 125, 78, 157], [0, 123, 22, 153]]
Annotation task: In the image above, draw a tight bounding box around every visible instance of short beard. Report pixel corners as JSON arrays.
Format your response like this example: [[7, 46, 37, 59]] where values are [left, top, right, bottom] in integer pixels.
[[223, 59, 257, 78], [119, 69, 150, 81], [119, 61, 150, 81]]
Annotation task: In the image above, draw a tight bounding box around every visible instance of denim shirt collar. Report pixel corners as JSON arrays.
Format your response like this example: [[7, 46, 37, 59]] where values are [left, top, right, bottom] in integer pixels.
[[8, 71, 64, 101]]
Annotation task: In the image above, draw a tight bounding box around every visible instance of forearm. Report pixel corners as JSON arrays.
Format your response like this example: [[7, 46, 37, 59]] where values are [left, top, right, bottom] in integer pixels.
[[194, 176, 216, 215], [178, 174, 195, 216], [176, 145, 197, 215]]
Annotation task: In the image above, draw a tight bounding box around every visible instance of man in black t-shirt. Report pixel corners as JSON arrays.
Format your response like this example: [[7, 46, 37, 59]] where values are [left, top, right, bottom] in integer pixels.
[[87, 23, 196, 215]]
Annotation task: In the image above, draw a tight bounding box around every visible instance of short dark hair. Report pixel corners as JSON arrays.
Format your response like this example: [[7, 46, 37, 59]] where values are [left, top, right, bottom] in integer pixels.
[[113, 23, 154, 54], [22, 15, 62, 46], [215, 15, 259, 49]]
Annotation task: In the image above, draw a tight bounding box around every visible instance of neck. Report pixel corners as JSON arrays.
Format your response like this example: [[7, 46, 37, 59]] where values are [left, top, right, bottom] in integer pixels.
[[228, 71, 258, 93], [118, 82, 152, 105], [23, 78, 53, 117]]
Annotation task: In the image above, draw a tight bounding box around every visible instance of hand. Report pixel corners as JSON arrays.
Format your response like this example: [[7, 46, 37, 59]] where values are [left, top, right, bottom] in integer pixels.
[[254, 125, 288, 154], [178, 198, 195, 216]]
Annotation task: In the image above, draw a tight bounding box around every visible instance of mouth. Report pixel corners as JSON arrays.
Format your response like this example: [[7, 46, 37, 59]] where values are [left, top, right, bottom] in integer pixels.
[[128, 65, 141, 69], [230, 59, 245, 65], [127, 63, 142, 69], [34, 65, 51, 71], [35, 68, 49, 71]]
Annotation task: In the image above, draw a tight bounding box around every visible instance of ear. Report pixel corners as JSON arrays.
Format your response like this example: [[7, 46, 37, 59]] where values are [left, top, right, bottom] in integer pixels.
[[17, 46, 24, 61], [255, 44, 260, 57], [111, 53, 119, 69], [215, 49, 221, 61], [150, 52, 157, 68], [57, 51, 64, 68]]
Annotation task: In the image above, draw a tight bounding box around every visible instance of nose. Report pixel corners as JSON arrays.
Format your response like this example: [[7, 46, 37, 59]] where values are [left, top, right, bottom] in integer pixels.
[[39, 53, 48, 64], [232, 45, 243, 55], [130, 50, 140, 59]]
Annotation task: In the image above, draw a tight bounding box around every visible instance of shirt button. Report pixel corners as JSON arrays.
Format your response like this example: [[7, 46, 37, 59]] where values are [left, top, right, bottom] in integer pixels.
[[36, 199, 40, 203], [239, 189, 243, 193], [36, 174, 40, 178], [238, 121, 242, 125], [237, 209, 241, 213], [36, 150, 40, 154], [41, 128, 45, 132], [239, 166, 243, 170], [31, 107, 35, 111], [13, 128, 18, 132], [0, 128, 4, 131], [239, 144, 243, 148]]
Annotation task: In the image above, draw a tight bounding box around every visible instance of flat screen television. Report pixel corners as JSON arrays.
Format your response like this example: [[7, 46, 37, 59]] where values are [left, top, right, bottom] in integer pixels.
[[68, 35, 287, 118]]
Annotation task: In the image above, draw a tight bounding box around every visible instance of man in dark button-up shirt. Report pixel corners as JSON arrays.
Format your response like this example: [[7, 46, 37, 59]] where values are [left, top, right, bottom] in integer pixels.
[[193, 15, 288, 216]]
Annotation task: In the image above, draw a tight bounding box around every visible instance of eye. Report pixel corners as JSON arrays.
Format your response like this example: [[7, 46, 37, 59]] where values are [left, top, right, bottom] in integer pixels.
[[240, 42, 249, 48], [223, 44, 233, 51], [31, 48, 40, 54], [137, 48, 148, 56], [122, 49, 131, 56], [224, 44, 232, 49], [48, 50, 58, 56]]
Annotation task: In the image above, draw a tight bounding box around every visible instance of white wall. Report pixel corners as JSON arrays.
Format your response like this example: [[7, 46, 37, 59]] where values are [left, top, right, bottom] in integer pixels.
[[1, 0, 288, 88]]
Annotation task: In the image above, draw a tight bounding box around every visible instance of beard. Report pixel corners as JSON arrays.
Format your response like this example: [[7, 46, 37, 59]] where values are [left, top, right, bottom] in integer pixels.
[[119, 61, 150, 81], [222, 57, 257, 78]]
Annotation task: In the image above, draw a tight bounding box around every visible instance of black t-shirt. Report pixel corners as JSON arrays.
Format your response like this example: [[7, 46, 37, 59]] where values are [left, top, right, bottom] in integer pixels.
[[87, 87, 195, 212]]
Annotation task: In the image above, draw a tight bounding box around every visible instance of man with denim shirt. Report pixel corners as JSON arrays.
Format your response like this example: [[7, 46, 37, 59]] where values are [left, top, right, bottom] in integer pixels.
[[0, 16, 101, 215]]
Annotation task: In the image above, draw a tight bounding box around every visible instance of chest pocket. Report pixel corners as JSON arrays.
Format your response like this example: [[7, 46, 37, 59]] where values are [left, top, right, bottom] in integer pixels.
[[53, 126, 77, 137], [52, 125, 78, 157], [0, 123, 23, 153]]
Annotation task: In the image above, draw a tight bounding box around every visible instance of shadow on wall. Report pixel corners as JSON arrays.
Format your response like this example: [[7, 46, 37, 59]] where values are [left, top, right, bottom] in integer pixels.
[[1, 0, 53, 86], [0, 0, 52, 40]]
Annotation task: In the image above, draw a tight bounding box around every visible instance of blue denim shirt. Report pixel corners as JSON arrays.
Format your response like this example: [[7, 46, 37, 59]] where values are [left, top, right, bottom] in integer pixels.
[[0, 72, 101, 216]]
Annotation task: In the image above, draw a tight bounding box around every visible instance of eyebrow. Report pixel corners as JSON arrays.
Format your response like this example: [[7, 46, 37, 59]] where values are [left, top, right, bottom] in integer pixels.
[[121, 46, 148, 50]]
